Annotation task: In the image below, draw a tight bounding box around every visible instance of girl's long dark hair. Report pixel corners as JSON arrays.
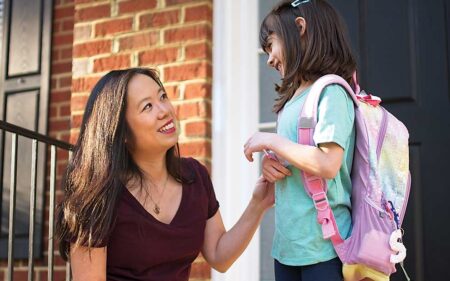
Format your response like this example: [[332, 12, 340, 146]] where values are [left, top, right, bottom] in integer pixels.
[[260, 0, 357, 112], [56, 68, 187, 261]]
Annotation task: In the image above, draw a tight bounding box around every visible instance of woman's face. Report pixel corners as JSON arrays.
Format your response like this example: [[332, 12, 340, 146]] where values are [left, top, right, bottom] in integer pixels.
[[265, 33, 285, 77], [125, 74, 178, 156]]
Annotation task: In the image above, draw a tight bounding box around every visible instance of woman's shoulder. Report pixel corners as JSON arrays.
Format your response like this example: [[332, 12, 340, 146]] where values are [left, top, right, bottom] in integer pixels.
[[181, 157, 210, 180]]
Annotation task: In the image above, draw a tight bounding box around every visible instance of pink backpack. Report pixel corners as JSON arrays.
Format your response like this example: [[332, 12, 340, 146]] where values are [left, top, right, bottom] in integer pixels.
[[298, 74, 411, 279]]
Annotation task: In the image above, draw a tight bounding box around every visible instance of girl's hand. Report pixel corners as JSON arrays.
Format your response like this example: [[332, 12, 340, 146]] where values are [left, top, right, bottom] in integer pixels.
[[252, 176, 275, 211], [244, 132, 277, 162], [261, 155, 291, 183]]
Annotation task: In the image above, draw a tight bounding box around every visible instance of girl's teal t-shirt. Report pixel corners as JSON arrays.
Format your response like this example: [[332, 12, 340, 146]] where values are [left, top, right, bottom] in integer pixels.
[[272, 85, 355, 266]]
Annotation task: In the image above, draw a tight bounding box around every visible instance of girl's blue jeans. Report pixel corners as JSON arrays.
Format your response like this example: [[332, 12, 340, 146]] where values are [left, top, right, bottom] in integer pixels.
[[274, 257, 343, 281]]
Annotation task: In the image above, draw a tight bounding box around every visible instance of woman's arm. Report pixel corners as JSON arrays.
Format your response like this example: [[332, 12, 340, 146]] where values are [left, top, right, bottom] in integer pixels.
[[244, 132, 344, 179], [70, 245, 107, 281], [201, 177, 274, 272]]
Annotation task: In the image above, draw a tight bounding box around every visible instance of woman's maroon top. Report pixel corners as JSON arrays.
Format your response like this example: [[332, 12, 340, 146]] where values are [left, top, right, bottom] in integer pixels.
[[105, 158, 219, 281]]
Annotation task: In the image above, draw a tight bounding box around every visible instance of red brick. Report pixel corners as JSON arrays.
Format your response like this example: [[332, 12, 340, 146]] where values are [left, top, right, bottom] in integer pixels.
[[119, 31, 159, 51], [72, 77, 101, 92], [60, 103, 72, 116], [53, 33, 74, 46], [40, 270, 67, 281], [73, 40, 111, 58], [50, 119, 71, 131], [59, 76, 73, 88], [53, 21, 61, 33], [50, 105, 58, 118], [164, 62, 212, 82], [52, 49, 60, 61], [70, 130, 80, 144], [185, 83, 211, 99], [75, 4, 110, 22], [165, 24, 211, 43], [166, 0, 199, 6], [12, 270, 27, 281], [185, 4, 212, 23], [52, 61, 73, 74], [93, 54, 131, 72], [71, 95, 88, 111], [60, 47, 74, 60], [164, 85, 179, 99], [62, 19, 75, 31], [95, 17, 133, 37], [51, 90, 71, 102], [176, 101, 210, 119], [139, 10, 180, 29], [72, 114, 84, 129], [119, 0, 157, 14], [139, 47, 178, 65], [185, 121, 211, 137], [185, 42, 211, 60], [54, 5, 74, 20], [179, 141, 211, 157]]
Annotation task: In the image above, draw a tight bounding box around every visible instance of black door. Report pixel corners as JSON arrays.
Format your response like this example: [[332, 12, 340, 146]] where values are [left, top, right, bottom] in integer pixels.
[[331, 0, 450, 280], [0, 0, 52, 259]]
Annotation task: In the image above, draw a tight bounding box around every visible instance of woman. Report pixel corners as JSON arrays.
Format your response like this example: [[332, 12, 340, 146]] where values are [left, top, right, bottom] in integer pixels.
[[56, 68, 274, 281]]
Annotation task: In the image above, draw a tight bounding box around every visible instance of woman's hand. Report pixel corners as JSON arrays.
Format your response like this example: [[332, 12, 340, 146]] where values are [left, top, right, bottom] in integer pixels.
[[244, 132, 278, 162], [261, 155, 291, 183], [251, 176, 275, 212]]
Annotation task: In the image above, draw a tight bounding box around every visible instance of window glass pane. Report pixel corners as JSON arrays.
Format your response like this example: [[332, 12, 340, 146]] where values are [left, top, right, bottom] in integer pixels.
[[259, 53, 279, 124]]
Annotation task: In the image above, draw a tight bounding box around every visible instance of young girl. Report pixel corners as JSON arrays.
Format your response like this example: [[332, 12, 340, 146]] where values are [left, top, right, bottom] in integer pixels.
[[244, 0, 357, 280]]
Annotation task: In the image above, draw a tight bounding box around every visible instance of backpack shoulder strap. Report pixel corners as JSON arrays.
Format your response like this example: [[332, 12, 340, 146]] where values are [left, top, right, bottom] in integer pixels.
[[297, 74, 357, 247]]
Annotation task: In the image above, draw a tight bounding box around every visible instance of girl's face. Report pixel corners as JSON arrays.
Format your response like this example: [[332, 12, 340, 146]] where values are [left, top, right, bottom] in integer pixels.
[[265, 33, 285, 77], [125, 74, 178, 156]]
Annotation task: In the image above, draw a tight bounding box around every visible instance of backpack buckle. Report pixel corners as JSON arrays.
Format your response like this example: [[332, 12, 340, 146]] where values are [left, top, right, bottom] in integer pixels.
[[312, 192, 329, 211]]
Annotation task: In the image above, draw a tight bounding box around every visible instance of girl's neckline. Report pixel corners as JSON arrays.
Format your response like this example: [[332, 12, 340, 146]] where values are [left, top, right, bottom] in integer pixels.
[[286, 84, 313, 106]]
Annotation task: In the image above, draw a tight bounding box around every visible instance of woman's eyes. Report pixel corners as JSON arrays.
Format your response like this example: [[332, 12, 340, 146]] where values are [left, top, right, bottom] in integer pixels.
[[142, 93, 168, 111], [143, 103, 152, 111]]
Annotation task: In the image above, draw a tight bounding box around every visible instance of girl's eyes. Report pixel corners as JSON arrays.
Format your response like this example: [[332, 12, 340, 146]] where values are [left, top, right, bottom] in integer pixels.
[[160, 93, 168, 100]]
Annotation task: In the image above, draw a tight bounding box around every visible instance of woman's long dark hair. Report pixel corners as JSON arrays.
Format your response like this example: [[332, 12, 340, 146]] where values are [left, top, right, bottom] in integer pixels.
[[260, 0, 357, 113], [56, 68, 187, 261]]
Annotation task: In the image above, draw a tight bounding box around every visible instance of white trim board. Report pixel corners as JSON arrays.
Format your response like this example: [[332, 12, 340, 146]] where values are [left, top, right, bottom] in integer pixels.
[[212, 0, 260, 280]]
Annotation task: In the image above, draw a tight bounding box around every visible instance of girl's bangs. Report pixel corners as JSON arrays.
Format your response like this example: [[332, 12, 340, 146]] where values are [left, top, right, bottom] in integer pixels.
[[259, 14, 278, 51]]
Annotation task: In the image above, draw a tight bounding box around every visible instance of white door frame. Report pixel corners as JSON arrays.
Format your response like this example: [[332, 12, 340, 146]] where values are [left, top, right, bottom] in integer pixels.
[[212, 0, 260, 280]]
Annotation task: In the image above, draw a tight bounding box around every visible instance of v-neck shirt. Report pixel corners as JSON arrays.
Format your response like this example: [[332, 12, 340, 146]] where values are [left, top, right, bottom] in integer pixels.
[[105, 157, 219, 281]]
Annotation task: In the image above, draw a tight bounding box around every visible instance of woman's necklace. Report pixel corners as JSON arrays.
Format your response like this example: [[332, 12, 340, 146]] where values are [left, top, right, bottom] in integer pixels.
[[146, 173, 170, 215]]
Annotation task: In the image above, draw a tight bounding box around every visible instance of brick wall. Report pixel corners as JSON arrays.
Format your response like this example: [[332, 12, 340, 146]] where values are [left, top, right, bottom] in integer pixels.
[[70, 0, 213, 280]]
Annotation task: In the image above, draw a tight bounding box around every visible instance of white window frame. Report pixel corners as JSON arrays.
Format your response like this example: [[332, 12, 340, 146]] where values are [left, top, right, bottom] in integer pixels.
[[212, 0, 260, 280]]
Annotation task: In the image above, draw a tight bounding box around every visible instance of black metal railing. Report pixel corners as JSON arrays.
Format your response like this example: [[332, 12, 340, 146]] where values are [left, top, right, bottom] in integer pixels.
[[0, 119, 73, 281]]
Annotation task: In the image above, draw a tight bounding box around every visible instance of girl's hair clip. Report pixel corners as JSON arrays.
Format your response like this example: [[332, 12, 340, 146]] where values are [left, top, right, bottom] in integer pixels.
[[291, 0, 310, 7]]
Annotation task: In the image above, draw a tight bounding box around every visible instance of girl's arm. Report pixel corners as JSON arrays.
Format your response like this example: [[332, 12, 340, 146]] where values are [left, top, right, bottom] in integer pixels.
[[70, 245, 107, 281], [244, 132, 344, 179], [201, 177, 274, 272]]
